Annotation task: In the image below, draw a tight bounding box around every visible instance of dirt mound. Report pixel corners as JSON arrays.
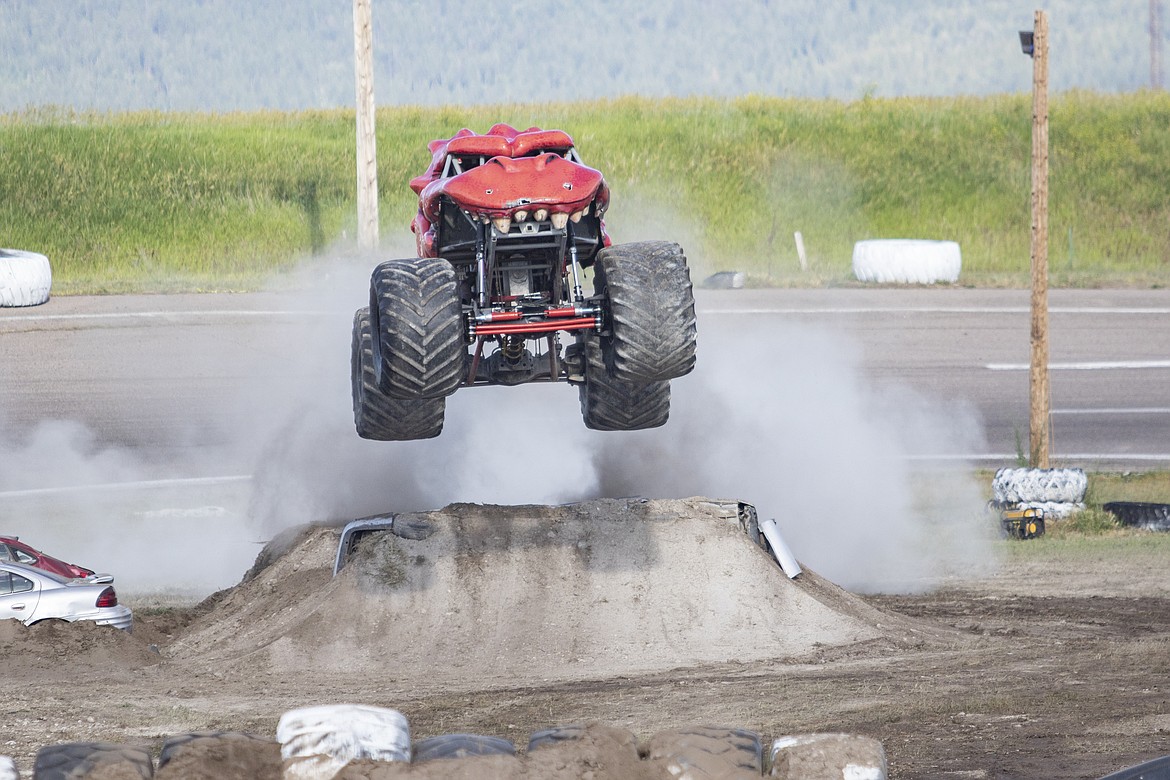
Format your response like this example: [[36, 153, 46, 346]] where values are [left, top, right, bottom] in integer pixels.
[[165, 498, 953, 688], [0, 618, 161, 673]]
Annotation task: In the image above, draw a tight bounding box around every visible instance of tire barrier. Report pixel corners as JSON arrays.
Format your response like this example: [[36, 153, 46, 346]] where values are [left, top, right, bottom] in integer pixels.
[[1102, 502, 1170, 532], [412, 733, 516, 762], [16, 719, 890, 779], [33, 742, 153, 780], [770, 733, 888, 779], [0, 248, 52, 307], [276, 704, 410, 780], [702, 270, 746, 289], [1097, 754, 1170, 780], [156, 731, 281, 780], [851, 239, 961, 284], [646, 725, 764, 778], [992, 468, 1088, 505]]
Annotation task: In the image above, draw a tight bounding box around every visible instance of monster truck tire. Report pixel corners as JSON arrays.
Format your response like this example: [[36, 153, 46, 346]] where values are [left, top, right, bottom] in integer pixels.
[[0, 248, 52, 307], [579, 334, 670, 431], [595, 241, 697, 383], [156, 731, 281, 780], [33, 742, 153, 780], [369, 258, 464, 399], [992, 468, 1088, 504], [0, 757, 17, 780], [852, 239, 961, 284], [411, 734, 515, 762], [352, 308, 445, 440], [646, 726, 763, 779], [277, 705, 411, 780], [1103, 502, 1170, 531]]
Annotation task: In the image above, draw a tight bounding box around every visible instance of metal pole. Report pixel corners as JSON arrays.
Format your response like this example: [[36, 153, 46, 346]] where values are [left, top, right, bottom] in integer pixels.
[[1029, 10, 1051, 468], [353, 0, 379, 249]]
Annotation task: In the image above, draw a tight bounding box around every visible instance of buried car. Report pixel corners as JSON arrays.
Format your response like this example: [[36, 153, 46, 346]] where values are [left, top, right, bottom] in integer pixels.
[[0, 535, 95, 579], [0, 561, 132, 632]]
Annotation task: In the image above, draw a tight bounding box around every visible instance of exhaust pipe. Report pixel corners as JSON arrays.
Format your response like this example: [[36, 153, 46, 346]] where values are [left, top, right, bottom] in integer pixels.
[[758, 517, 802, 579]]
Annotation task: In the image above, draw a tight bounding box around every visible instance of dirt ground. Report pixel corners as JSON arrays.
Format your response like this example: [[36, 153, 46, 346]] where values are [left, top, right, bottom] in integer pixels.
[[3, 498, 1169, 779]]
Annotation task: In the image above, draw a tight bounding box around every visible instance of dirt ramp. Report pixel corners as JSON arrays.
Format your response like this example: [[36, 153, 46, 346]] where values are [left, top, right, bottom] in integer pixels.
[[169, 498, 921, 686]]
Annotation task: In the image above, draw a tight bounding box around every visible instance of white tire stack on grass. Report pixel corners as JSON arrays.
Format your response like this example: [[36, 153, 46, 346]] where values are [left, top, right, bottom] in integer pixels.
[[0, 249, 52, 307], [852, 239, 961, 284], [277, 704, 411, 780], [993, 467, 1088, 517]]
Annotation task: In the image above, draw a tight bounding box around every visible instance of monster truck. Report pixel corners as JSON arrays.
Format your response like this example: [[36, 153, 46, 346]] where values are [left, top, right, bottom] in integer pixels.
[[351, 124, 697, 441]]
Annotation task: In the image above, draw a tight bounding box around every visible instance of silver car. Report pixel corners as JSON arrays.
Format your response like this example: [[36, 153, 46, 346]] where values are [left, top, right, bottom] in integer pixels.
[[0, 561, 133, 632]]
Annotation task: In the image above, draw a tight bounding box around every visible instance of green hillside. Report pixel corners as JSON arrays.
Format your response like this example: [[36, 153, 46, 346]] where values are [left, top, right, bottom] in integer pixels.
[[1, 0, 1165, 112], [2, 94, 1169, 293]]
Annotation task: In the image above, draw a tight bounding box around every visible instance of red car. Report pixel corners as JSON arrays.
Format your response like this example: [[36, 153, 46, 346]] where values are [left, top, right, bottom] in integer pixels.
[[0, 536, 95, 579]]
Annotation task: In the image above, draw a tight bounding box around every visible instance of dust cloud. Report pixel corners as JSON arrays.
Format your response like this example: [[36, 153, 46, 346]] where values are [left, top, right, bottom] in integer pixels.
[[244, 243, 997, 595], [0, 239, 996, 596]]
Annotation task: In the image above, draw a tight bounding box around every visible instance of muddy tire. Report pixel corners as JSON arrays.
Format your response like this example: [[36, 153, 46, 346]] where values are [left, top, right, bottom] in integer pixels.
[[595, 241, 697, 383], [157, 731, 280, 780], [412, 734, 515, 762], [769, 733, 888, 779], [369, 258, 464, 399], [579, 334, 670, 431], [646, 726, 763, 779], [33, 742, 153, 780], [352, 308, 445, 440], [1103, 502, 1170, 531], [1098, 754, 1170, 780], [527, 725, 639, 755]]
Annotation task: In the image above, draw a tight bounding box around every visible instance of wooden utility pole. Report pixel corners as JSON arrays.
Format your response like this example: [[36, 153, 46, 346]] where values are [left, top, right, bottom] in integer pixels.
[[1028, 10, 1051, 468], [1153, 0, 1165, 90], [353, 0, 379, 249]]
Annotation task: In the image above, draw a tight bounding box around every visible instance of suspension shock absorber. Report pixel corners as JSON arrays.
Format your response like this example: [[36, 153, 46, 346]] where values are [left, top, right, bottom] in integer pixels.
[[566, 221, 584, 303], [503, 335, 525, 363], [475, 220, 488, 308]]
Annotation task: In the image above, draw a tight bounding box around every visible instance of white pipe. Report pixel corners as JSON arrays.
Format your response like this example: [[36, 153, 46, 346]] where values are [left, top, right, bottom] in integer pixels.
[[759, 517, 802, 579]]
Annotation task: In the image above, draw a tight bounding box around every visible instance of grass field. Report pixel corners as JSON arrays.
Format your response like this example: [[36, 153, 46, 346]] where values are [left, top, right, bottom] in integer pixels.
[[3, 93, 1170, 293]]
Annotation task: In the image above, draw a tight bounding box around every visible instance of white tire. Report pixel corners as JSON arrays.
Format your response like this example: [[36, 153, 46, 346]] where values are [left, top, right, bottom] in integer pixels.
[[0, 249, 52, 307], [277, 704, 410, 780], [993, 468, 1087, 505], [852, 239, 961, 284], [1015, 501, 1085, 519], [770, 733, 888, 779], [0, 756, 17, 780]]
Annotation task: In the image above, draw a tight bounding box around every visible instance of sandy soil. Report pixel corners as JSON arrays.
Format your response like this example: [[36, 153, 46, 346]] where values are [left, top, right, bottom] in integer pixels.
[[3, 498, 1169, 779]]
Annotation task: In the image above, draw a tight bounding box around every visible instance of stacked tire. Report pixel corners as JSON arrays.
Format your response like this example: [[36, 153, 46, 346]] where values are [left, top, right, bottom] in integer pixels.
[[992, 467, 1087, 518]]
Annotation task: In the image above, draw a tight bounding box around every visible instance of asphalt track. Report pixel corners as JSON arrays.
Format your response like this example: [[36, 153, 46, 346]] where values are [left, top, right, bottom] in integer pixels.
[[1, 287, 1168, 479]]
